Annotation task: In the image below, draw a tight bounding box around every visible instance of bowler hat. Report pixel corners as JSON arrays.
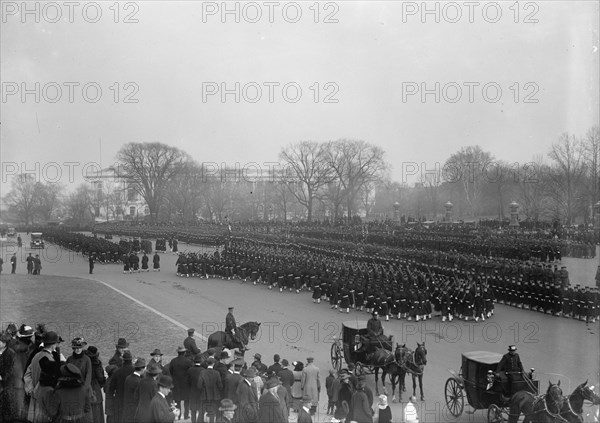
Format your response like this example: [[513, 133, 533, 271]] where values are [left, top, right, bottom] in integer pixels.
[[116, 338, 129, 349], [42, 331, 59, 345], [150, 348, 163, 356], [219, 399, 237, 411], [157, 375, 174, 388], [146, 365, 162, 375], [243, 367, 258, 378], [60, 363, 82, 379]]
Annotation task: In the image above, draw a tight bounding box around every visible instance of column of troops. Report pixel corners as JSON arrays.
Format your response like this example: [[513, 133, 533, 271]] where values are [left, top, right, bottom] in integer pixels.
[[171, 237, 598, 323]]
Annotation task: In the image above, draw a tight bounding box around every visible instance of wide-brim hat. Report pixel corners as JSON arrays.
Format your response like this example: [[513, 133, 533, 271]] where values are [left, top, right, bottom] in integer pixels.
[[17, 325, 34, 338], [71, 337, 87, 348], [116, 338, 129, 349], [157, 375, 174, 388], [508, 345, 517, 352], [302, 394, 313, 404], [150, 348, 163, 356], [86, 346, 99, 358], [134, 358, 147, 369], [219, 399, 237, 411], [265, 377, 281, 389]]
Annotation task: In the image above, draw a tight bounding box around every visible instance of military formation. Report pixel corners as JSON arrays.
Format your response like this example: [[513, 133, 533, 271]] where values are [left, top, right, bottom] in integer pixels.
[[30, 222, 600, 324]]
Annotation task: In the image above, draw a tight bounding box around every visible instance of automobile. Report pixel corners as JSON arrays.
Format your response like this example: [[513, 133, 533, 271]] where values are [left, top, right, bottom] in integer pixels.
[[30, 232, 45, 249], [7, 227, 16, 237]]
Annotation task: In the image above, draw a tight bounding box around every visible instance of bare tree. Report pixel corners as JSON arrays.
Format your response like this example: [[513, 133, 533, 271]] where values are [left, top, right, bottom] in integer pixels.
[[325, 139, 387, 219], [279, 141, 334, 221], [4, 174, 38, 225], [165, 161, 205, 223], [445, 146, 494, 217], [516, 155, 551, 222], [582, 126, 600, 205], [547, 133, 588, 224], [116, 142, 190, 222], [34, 182, 63, 222], [65, 184, 95, 225]]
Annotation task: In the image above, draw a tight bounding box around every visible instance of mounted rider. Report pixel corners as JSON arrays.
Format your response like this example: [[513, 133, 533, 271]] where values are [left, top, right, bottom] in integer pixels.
[[225, 306, 248, 351]]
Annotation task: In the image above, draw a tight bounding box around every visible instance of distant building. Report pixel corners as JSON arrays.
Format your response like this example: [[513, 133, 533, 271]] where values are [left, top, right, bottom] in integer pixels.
[[89, 167, 148, 222]]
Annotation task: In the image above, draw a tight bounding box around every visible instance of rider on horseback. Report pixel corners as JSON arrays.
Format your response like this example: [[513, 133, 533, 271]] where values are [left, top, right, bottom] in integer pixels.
[[225, 306, 248, 352]]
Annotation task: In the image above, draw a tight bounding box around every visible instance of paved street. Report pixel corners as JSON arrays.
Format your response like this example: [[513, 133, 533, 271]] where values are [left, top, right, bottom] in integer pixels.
[[1, 236, 599, 422]]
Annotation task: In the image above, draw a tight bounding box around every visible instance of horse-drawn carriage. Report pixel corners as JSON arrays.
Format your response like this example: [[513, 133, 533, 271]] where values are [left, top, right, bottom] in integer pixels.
[[331, 321, 427, 401], [330, 321, 392, 375], [445, 351, 539, 423]]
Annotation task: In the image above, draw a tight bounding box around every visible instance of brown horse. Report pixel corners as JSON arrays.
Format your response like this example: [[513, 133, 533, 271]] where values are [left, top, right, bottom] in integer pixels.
[[207, 321, 261, 353], [560, 380, 600, 423], [508, 381, 564, 423]]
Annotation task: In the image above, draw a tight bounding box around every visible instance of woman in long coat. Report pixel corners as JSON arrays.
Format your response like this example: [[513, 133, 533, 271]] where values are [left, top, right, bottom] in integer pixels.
[[50, 364, 91, 423], [134, 366, 160, 423], [87, 346, 106, 423]]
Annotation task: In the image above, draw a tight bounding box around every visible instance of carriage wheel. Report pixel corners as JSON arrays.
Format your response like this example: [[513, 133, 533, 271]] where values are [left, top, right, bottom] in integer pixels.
[[444, 378, 464, 417], [487, 404, 506, 423], [330, 342, 343, 371]]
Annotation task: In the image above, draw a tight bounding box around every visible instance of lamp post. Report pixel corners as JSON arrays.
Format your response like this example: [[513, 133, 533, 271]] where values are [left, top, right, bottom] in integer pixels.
[[509, 201, 519, 227], [444, 201, 453, 223]]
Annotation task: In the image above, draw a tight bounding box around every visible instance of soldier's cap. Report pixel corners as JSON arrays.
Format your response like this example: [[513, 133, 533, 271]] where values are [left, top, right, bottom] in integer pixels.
[[508, 345, 517, 352], [228, 306, 234, 310]]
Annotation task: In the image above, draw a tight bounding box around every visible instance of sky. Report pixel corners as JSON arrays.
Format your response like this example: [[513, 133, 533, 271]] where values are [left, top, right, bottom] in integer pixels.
[[1, 0, 599, 196]]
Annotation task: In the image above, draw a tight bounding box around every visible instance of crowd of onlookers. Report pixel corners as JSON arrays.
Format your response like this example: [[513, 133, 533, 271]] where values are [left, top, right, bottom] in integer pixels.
[[0, 324, 420, 423]]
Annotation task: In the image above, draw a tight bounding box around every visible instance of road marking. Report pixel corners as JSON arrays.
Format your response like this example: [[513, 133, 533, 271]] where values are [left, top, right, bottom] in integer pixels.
[[90, 277, 208, 342]]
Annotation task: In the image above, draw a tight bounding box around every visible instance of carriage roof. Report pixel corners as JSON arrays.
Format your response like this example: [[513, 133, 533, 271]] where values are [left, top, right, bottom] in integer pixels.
[[462, 351, 503, 366], [342, 321, 368, 331]]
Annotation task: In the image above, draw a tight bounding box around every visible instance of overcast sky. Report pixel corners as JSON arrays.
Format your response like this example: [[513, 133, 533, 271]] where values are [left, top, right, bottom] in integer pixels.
[[1, 1, 598, 194]]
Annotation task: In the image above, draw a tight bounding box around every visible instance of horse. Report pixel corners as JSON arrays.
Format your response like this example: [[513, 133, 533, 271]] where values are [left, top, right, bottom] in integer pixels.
[[560, 380, 600, 423], [508, 380, 564, 423], [207, 321, 261, 353], [366, 348, 402, 401], [397, 342, 428, 401]]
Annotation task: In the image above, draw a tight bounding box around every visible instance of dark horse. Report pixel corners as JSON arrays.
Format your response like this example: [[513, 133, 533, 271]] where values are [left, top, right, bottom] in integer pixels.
[[207, 321, 261, 353], [366, 348, 402, 400], [397, 342, 428, 401], [508, 381, 564, 423], [559, 380, 600, 423]]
